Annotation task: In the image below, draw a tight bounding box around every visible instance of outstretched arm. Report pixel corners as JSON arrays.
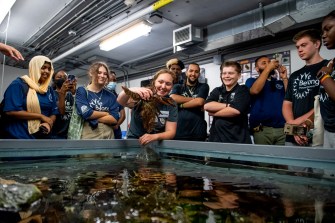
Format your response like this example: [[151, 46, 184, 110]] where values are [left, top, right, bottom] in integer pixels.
[[117, 87, 153, 108], [0, 43, 24, 61]]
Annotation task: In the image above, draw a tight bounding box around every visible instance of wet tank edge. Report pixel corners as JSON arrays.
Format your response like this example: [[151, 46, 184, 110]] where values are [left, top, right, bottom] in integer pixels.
[[1, 139, 335, 177]]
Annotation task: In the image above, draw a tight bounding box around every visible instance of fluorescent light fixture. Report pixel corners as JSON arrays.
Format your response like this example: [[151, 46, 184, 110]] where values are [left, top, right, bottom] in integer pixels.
[[0, 0, 16, 24], [99, 21, 152, 51]]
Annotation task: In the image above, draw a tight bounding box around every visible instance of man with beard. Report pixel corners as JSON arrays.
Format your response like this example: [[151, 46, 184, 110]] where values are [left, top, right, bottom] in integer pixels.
[[170, 63, 209, 141], [245, 56, 288, 145]]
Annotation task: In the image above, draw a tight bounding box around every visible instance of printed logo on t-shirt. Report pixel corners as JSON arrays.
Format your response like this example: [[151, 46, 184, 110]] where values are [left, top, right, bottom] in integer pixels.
[[65, 100, 72, 113], [153, 111, 169, 132], [81, 105, 89, 114], [62, 99, 73, 121], [292, 72, 319, 99], [62, 113, 72, 121], [182, 92, 197, 98], [89, 98, 109, 111], [276, 83, 284, 90], [159, 111, 169, 118], [48, 93, 53, 102], [230, 93, 236, 101]]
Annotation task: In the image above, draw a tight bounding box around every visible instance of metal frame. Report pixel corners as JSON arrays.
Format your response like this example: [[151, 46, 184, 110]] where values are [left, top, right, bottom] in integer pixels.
[[1, 139, 335, 172]]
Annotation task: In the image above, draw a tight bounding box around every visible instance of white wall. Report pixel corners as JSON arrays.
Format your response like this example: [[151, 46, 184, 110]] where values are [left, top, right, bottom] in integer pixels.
[[0, 65, 28, 100]]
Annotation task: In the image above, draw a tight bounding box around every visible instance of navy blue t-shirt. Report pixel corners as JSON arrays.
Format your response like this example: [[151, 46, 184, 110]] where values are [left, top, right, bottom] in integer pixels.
[[75, 86, 119, 129], [319, 60, 335, 132], [245, 78, 286, 128], [51, 91, 74, 139], [3, 78, 59, 139]]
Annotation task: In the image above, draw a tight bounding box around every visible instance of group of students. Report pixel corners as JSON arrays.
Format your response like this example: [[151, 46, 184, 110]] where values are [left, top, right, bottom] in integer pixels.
[[158, 10, 335, 148], [0, 10, 334, 148]]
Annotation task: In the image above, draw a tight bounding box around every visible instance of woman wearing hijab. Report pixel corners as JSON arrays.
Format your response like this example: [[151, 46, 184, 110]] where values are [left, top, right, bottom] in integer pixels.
[[2, 55, 58, 139]]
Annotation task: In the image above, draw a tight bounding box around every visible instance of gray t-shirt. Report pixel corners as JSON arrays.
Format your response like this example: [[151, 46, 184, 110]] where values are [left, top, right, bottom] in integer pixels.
[[127, 100, 178, 138]]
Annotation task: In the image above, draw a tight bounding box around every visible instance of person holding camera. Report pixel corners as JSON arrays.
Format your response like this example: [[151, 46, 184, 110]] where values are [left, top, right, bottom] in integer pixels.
[[282, 29, 328, 146], [245, 55, 288, 145], [51, 70, 76, 139], [2, 55, 58, 139]]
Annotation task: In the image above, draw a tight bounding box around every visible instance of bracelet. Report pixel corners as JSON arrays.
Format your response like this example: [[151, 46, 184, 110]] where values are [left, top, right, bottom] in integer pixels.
[[282, 77, 288, 80], [320, 74, 331, 84], [316, 71, 328, 80]]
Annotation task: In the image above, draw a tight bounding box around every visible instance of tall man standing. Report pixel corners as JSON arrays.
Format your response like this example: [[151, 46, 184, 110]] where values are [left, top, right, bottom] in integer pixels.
[[245, 55, 288, 145], [283, 29, 328, 146], [170, 63, 209, 141]]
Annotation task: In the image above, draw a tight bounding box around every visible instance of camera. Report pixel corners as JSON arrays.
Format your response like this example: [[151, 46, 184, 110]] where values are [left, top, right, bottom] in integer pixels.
[[275, 53, 283, 64], [39, 125, 49, 134], [68, 74, 75, 83], [284, 123, 307, 136]]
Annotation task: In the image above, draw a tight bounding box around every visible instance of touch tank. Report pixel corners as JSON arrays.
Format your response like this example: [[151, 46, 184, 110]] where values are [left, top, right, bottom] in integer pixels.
[[0, 139, 335, 223]]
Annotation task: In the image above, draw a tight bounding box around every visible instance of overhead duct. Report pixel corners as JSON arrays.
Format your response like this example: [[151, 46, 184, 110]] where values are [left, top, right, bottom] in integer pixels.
[[173, 24, 203, 53], [178, 0, 334, 53], [263, 0, 296, 34], [292, 0, 334, 23]]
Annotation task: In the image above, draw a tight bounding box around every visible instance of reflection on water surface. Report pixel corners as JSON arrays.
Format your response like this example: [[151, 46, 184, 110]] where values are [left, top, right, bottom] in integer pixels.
[[0, 155, 334, 223]]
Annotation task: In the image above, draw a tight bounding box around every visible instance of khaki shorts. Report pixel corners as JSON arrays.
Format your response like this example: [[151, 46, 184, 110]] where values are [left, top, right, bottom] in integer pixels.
[[81, 122, 114, 139]]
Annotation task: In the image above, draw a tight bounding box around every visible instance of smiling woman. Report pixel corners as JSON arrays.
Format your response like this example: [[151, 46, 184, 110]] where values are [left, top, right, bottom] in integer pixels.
[[70, 61, 120, 139], [117, 69, 178, 146], [2, 56, 59, 139]]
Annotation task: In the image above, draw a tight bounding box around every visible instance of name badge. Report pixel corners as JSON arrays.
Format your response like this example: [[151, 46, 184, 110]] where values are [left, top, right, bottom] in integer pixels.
[[159, 111, 169, 118]]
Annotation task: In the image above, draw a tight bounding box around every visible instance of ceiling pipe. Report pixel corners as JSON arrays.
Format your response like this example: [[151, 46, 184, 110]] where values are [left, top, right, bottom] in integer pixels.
[[42, 2, 126, 51], [35, 0, 111, 49], [52, 0, 174, 63], [25, 0, 98, 47]]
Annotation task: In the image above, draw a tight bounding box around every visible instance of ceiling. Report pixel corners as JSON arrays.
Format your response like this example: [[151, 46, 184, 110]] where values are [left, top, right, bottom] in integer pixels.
[[0, 0, 333, 80]]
